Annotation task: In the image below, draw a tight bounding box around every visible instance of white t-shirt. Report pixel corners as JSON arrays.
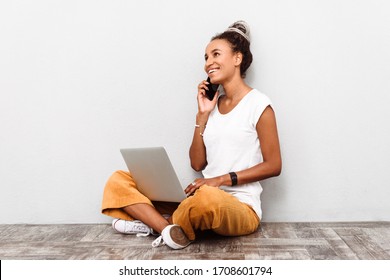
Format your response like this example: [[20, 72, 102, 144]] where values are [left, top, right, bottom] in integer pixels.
[[202, 88, 272, 219]]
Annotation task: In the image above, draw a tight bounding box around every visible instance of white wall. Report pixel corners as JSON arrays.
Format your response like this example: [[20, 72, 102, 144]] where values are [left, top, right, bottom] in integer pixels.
[[1, 0, 389, 224]]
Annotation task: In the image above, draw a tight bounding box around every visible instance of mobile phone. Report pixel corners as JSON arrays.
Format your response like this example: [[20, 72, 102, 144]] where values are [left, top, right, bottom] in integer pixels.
[[205, 77, 219, 101]]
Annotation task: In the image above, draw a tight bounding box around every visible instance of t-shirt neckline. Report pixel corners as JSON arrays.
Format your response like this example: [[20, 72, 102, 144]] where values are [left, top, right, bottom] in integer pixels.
[[217, 88, 255, 116]]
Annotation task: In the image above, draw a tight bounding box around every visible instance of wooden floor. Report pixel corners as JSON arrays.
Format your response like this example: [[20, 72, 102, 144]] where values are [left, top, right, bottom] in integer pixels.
[[0, 222, 389, 260]]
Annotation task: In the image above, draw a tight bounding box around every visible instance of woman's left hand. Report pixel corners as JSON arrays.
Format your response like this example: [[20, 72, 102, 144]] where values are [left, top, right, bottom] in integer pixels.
[[185, 177, 223, 196]]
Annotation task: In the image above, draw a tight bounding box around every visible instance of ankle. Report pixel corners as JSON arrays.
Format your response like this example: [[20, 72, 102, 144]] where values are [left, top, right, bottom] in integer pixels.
[[154, 219, 170, 234]]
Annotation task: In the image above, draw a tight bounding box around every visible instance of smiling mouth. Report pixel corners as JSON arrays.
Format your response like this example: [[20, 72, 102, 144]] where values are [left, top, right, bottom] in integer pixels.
[[208, 68, 218, 74]]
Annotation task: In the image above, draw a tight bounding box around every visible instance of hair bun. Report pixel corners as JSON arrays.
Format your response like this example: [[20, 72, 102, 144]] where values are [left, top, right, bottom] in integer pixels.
[[227, 20, 250, 42]]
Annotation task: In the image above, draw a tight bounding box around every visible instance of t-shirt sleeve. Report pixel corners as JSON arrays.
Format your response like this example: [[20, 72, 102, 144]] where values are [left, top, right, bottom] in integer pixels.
[[250, 92, 272, 128]]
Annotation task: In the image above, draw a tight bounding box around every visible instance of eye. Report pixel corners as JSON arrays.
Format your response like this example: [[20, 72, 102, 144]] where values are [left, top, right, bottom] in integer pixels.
[[213, 52, 220, 57]]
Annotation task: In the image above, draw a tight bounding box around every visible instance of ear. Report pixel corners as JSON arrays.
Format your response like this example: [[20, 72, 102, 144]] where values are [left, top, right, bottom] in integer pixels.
[[234, 52, 243, 66]]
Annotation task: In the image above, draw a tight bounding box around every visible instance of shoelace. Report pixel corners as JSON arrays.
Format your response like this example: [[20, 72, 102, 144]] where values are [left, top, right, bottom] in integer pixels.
[[125, 221, 152, 237], [151, 235, 165, 248]]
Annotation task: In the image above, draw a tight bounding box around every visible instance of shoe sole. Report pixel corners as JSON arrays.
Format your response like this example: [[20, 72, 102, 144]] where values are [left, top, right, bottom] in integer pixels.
[[163, 225, 191, 249]]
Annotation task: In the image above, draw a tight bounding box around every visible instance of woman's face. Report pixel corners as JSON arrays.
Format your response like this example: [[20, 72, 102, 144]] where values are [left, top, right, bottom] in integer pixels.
[[204, 39, 241, 84]]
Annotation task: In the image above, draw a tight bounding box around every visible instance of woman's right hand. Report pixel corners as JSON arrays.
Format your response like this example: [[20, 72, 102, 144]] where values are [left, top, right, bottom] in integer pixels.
[[190, 80, 216, 171], [197, 80, 218, 115]]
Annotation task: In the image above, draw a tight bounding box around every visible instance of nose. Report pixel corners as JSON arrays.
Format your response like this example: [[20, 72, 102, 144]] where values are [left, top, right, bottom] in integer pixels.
[[205, 57, 214, 71]]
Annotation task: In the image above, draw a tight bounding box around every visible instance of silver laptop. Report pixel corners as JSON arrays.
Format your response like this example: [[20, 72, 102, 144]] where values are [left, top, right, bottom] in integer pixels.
[[120, 147, 187, 202]]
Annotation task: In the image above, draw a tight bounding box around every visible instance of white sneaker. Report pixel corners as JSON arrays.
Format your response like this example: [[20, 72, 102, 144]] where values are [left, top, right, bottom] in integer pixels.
[[152, 224, 191, 249], [112, 219, 154, 237]]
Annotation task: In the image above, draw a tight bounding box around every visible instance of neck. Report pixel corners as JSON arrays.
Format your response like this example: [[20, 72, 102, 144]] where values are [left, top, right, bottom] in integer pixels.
[[222, 76, 251, 101]]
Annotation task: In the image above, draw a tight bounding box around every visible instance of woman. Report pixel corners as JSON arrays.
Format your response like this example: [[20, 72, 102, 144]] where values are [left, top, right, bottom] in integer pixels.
[[101, 20, 281, 250]]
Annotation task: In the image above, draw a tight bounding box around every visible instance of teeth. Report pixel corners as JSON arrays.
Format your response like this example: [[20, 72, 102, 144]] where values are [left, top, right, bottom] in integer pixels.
[[208, 69, 217, 74]]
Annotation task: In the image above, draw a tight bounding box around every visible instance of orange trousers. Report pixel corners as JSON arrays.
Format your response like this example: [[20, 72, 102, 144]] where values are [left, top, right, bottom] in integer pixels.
[[102, 170, 260, 240]]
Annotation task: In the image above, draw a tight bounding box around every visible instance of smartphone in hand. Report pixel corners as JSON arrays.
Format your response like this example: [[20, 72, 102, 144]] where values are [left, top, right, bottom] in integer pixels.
[[205, 77, 219, 101]]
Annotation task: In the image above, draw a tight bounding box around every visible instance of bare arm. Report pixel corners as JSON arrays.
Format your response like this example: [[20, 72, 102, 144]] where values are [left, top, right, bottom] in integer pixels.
[[233, 105, 282, 184], [189, 113, 208, 171], [189, 80, 219, 171]]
